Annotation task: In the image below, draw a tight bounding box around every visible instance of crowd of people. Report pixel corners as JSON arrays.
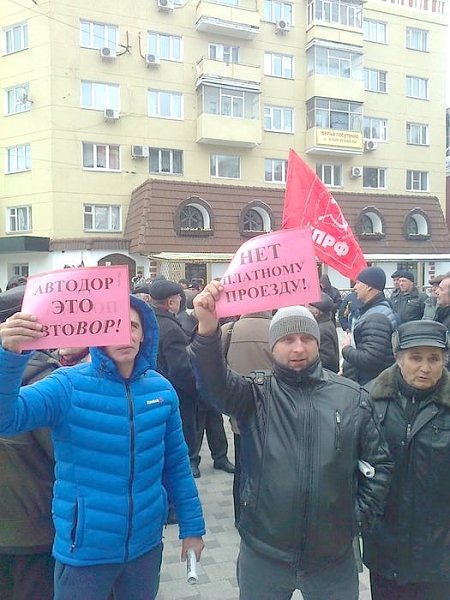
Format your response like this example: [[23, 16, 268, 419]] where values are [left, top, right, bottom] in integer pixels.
[[0, 264, 449, 600]]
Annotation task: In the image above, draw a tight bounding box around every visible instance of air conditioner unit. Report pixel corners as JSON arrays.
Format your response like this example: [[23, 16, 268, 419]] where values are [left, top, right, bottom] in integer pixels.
[[158, 0, 174, 11], [131, 145, 149, 158], [145, 53, 161, 67], [104, 108, 120, 121], [100, 47, 116, 60], [364, 139, 378, 151], [351, 166, 363, 178], [275, 19, 290, 33]]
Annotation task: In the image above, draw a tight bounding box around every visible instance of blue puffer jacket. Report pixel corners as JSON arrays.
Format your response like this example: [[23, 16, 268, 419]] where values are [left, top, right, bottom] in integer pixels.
[[0, 296, 205, 566]]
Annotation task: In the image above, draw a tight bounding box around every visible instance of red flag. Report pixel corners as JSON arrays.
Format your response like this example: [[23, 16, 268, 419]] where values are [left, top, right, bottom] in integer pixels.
[[282, 148, 367, 280]]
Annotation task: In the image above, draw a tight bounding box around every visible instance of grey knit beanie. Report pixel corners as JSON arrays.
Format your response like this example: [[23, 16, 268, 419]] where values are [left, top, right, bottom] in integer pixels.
[[269, 306, 320, 350]]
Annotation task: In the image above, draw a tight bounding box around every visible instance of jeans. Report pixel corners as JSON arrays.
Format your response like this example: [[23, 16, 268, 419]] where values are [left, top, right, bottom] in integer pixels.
[[54, 543, 163, 600], [370, 571, 450, 600], [237, 540, 359, 600]]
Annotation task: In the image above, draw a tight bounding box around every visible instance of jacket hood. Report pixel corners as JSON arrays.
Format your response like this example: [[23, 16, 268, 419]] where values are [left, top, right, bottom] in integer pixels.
[[369, 363, 450, 408], [90, 295, 159, 380]]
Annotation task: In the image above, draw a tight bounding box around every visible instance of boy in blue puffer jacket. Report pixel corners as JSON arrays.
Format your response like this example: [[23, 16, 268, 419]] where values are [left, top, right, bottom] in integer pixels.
[[0, 295, 205, 600]]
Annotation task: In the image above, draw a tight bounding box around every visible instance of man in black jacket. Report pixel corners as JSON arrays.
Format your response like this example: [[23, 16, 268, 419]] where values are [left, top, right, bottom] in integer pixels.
[[389, 270, 427, 324], [364, 320, 450, 599], [342, 266, 398, 385], [150, 280, 233, 478], [191, 282, 393, 600], [433, 275, 450, 329], [0, 286, 60, 600]]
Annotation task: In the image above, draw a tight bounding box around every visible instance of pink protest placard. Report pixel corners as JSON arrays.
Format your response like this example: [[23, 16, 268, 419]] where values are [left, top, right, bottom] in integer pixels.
[[20, 266, 132, 350], [215, 227, 321, 318]]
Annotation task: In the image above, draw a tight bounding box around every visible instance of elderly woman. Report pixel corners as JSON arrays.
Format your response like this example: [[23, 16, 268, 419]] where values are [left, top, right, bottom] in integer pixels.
[[363, 320, 450, 600]]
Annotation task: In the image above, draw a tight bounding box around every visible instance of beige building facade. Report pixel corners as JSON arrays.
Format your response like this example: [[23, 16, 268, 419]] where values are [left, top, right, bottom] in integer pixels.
[[0, 0, 448, 288]]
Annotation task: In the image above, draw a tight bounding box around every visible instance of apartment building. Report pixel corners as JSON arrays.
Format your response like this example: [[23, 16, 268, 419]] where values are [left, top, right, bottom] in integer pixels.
[[1, 0, 449, 288]]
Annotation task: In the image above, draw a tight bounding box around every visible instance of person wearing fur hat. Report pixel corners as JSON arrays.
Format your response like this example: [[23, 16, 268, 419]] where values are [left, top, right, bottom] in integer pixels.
[[342, 266, 398, 386], [389, 270, 427, 324], [190, 280, 393, 600], [306, 292, 340, 373], [364, 320, 450, 600]]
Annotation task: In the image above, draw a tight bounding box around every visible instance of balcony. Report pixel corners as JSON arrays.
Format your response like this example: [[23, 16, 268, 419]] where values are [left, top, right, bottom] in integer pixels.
[[196, 0, 260, 39], [197, 113, 262, 147], [306, 74, 364, 103], [305, 127, 363, 155], [195, 57, 261, 89]]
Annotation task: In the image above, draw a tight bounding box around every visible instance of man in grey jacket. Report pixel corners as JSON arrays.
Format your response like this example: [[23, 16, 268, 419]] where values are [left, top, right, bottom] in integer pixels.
[[191, 281, 393, 600]]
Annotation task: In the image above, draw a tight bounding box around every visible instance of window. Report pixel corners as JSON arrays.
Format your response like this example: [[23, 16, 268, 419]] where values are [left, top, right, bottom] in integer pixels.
[[316, 163, 342, 186], [243, 209, 264, 232], [363, 167, 386, 189], [199, 85, 259, 119], [149, 148, 183, 174], [363, 19, 387, 43], [84, 205, 121, 232], [264, 52, 294, 79], [406, 170, 428, 191], [148, 89, 183, 119], [404, 210, 430, 238], [210, 154, 241, 179], [5, 84, 31, 115], [6, 144, 31, 173], [357, 207, 385, 238], [361, 214, 374, 234], [406, 76, 428, 99], [406, 27, 429, 51], [175, 197, 214, 235], [364, 68, 387, 92], [180, 206, 204, 230], [306, 97, 362, 131], [264, 105, 293, 133], [7, 206, 32, 232], [81, 81, 120, 110], [3, 22, 28, 54], [148, 32, 182, 61], [10, 263, 29, 278], [82, 143, 120, 171], [363, 117, 388, 141], [307, 45, 362, 79], [208, 43, 239, 64], [406, 122, 429, 145], [265, 158, 287, 183], [307, 0, 362, 27], [263, 0, 293, 24], [80, 20, 118, 51], [240, 202, 273, 235]]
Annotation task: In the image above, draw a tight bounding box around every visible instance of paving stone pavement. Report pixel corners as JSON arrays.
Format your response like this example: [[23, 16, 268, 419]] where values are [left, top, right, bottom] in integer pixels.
[[156, 419, 372, 600]]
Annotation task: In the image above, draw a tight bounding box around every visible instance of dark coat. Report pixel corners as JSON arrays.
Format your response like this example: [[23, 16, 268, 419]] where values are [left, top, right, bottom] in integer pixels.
[[363, 364, 450, 583], [152, 307, 198, 403], [342, 292, 397, 385], [433, 305, 450, 329], [319, 275, 341, 320], [0, 350, 59, 553], [190, 331, 393, 569], [317, 314, 340, 373], [390, 286, 427, 323]]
